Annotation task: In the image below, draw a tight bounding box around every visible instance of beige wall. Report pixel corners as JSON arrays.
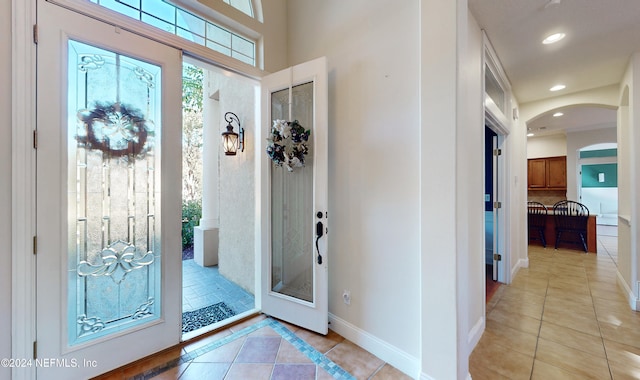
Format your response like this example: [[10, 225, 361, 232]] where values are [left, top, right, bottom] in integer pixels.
[[1, 1, 12, 377], [285, 1, 497, 378], [527, 134, 567, 158], [287, 0, 422, 367]]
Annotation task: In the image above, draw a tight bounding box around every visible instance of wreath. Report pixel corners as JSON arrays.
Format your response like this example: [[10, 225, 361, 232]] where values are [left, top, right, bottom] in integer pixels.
[[266, 119, 311, 172], [76, 102, 154, 158]]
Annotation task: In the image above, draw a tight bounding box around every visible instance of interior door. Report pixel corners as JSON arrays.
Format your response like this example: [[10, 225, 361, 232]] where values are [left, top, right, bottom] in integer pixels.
[[36, 1, 182, 377], [260, 57, 329, 334], [492, 135, 500, 281]]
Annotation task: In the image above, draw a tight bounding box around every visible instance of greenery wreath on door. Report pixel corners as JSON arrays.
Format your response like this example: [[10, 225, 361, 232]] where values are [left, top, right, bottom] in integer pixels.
[[266, 119, 311, 172], [76, 102, 153, 158]]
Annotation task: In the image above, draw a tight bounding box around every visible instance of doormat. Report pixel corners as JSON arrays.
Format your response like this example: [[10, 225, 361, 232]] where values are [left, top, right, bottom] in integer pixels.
[[182, 302, 236, 334]]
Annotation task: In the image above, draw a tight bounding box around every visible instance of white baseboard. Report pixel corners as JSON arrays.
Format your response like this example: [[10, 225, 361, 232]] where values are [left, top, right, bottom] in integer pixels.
[[419, 370, 472, 379], [510, 257, 528, 283], [328, 313, 420, 379], [616, 270, 637, 311], [467, 316, 485, 351]]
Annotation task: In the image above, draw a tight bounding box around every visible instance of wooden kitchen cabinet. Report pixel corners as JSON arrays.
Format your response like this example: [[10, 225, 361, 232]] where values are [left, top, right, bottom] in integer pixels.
[[527, 156, 566, 190]]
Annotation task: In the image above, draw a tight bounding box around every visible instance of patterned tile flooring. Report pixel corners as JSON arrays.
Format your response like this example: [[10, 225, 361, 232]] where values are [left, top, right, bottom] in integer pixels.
[[471, 226, 640, 379], [93, 314, 411, 380]]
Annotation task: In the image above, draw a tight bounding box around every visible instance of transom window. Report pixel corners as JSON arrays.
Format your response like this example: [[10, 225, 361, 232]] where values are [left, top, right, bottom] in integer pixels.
[[89, 0, 256, 66], [222, 0, 254, 18]]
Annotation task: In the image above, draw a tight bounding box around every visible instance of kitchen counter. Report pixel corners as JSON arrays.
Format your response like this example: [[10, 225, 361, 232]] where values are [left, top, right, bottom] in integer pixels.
[[529, 214, 597, 253]]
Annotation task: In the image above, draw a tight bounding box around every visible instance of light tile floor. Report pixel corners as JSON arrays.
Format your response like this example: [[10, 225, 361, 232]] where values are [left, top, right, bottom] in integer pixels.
[[471, 227, 640, 379], [93, 314, 411, 380], [182, 259, 254, 315]]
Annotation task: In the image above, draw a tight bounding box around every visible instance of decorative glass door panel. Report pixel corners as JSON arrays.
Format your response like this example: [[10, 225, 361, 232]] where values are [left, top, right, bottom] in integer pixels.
[[67, 40, 162, 345], [270, 82, 314, 303], [37, 1, 182, 376]]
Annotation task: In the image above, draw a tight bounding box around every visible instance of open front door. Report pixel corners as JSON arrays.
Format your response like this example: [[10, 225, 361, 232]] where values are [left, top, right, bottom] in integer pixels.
[[259, 57, 328, 334], [36, 2, 182, 377]]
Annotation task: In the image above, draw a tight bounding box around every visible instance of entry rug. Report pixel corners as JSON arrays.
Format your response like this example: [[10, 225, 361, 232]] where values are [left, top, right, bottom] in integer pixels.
[[181, 302, 236, 334]]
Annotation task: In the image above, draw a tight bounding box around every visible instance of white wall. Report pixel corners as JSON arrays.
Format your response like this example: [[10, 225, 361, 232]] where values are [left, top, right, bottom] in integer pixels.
[[526, 134, 567, 158], [510, 102, 529, 282], [617, 54, 639, 308], [566, 127, 617, 201], [287, 0, 421, 375], [286, 1, 495, 378], [459, 9, 485, 374], [1, 1, 12, 377]]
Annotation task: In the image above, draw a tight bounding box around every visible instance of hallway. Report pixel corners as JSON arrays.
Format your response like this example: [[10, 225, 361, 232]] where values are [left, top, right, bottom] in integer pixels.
[[470, 230, 639, 379]]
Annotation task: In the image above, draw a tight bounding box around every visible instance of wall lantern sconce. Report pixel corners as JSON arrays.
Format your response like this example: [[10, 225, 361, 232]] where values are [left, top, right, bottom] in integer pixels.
[[598, 173, 605, 183], [221, 112, 244, 156]]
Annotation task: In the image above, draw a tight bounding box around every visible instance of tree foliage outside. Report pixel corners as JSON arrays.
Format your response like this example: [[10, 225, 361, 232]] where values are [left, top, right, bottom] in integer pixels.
[[182, 63, 204, 248], [182, 63, 203, 203]]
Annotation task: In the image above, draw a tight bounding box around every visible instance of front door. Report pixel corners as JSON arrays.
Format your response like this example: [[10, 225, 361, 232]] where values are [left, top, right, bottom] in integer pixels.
[[260, 57, 329, 334], [36, 1, 182, 377]]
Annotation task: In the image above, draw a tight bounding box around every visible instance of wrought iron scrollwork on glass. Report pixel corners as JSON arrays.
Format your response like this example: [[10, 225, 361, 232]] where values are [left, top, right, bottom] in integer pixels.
[[77, 239, 154, 284], [132, 298, 155, 320], [77, 315, 106, 336]]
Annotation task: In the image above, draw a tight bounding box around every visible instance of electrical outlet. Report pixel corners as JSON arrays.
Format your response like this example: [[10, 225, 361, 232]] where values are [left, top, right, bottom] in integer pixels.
[[343, 290, 351, 305]]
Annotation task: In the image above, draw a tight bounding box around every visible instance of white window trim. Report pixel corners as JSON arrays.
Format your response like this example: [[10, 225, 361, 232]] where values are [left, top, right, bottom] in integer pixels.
[[483, 31, 512, 133], [51, 0, 266, 76]]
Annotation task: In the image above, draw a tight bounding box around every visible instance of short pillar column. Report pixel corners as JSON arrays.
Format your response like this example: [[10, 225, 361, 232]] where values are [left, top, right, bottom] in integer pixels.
[[194, 74, 220, 267], [194, 226, 219, 266]]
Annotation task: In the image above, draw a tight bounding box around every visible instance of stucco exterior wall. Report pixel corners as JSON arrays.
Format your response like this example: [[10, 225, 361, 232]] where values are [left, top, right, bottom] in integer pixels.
[[214, 72, 257, 294]]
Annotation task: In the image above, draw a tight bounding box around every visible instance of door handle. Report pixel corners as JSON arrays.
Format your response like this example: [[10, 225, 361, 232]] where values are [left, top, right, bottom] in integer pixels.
[[315, 221, 324, 265], [315, 211, 325, 265]]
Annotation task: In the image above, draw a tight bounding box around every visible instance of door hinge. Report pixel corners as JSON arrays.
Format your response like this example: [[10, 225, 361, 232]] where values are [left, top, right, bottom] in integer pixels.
[[33, 130, 38, 149], [493, 253, 502, 261], [33, 341, 37, 359], [494, 201, 502, 209], [493, 148, 502, 156], [33, 24, 38, 45], [33, 236, 37, 255]]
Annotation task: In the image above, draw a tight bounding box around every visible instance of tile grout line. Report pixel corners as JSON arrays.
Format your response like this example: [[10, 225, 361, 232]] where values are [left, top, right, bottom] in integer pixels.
[[268, 319, 356, 380], [528, 249, 552, 380], [584, 252, 615, 380], [128, 317, 356, 380]]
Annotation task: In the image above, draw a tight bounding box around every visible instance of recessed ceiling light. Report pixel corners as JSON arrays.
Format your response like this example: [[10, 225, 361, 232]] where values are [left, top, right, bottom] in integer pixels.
[[527, 133, 535, 137], [543, 33, 566, 45], [553, 112, 564, 117], [550, 84, 566, 92]]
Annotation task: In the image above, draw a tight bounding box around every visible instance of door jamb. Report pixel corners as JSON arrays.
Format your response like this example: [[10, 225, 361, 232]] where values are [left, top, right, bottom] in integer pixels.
[[11, 1, 37, 378]]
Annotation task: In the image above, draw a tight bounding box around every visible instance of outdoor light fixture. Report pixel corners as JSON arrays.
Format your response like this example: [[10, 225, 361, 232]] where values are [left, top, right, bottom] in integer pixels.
[[598, 173, 605, 183], [221, 111, 244, 155]]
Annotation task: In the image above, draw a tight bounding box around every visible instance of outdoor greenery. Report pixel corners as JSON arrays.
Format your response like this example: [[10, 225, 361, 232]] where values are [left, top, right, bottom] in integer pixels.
[[182, 63, 204, 248], [182, 199, 202, 249]]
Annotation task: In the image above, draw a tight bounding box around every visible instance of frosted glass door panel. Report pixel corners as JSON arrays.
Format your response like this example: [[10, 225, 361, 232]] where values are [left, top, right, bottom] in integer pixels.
[[67, 39, 162, 345], [270, 82, 314, 303]]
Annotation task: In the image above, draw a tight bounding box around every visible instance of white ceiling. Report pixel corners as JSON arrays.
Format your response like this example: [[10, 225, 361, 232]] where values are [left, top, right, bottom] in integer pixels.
[[468, 0, 640, 137]]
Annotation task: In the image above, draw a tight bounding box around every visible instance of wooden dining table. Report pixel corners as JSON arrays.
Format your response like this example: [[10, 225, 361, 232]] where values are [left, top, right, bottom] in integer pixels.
[[528, 213, 597, 253]]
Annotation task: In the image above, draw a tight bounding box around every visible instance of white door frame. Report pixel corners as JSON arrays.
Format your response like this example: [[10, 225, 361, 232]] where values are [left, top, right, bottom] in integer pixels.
[[11, 1, 266, 378], [485, 114, 509, 285], [12, 1, 38, 378]]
